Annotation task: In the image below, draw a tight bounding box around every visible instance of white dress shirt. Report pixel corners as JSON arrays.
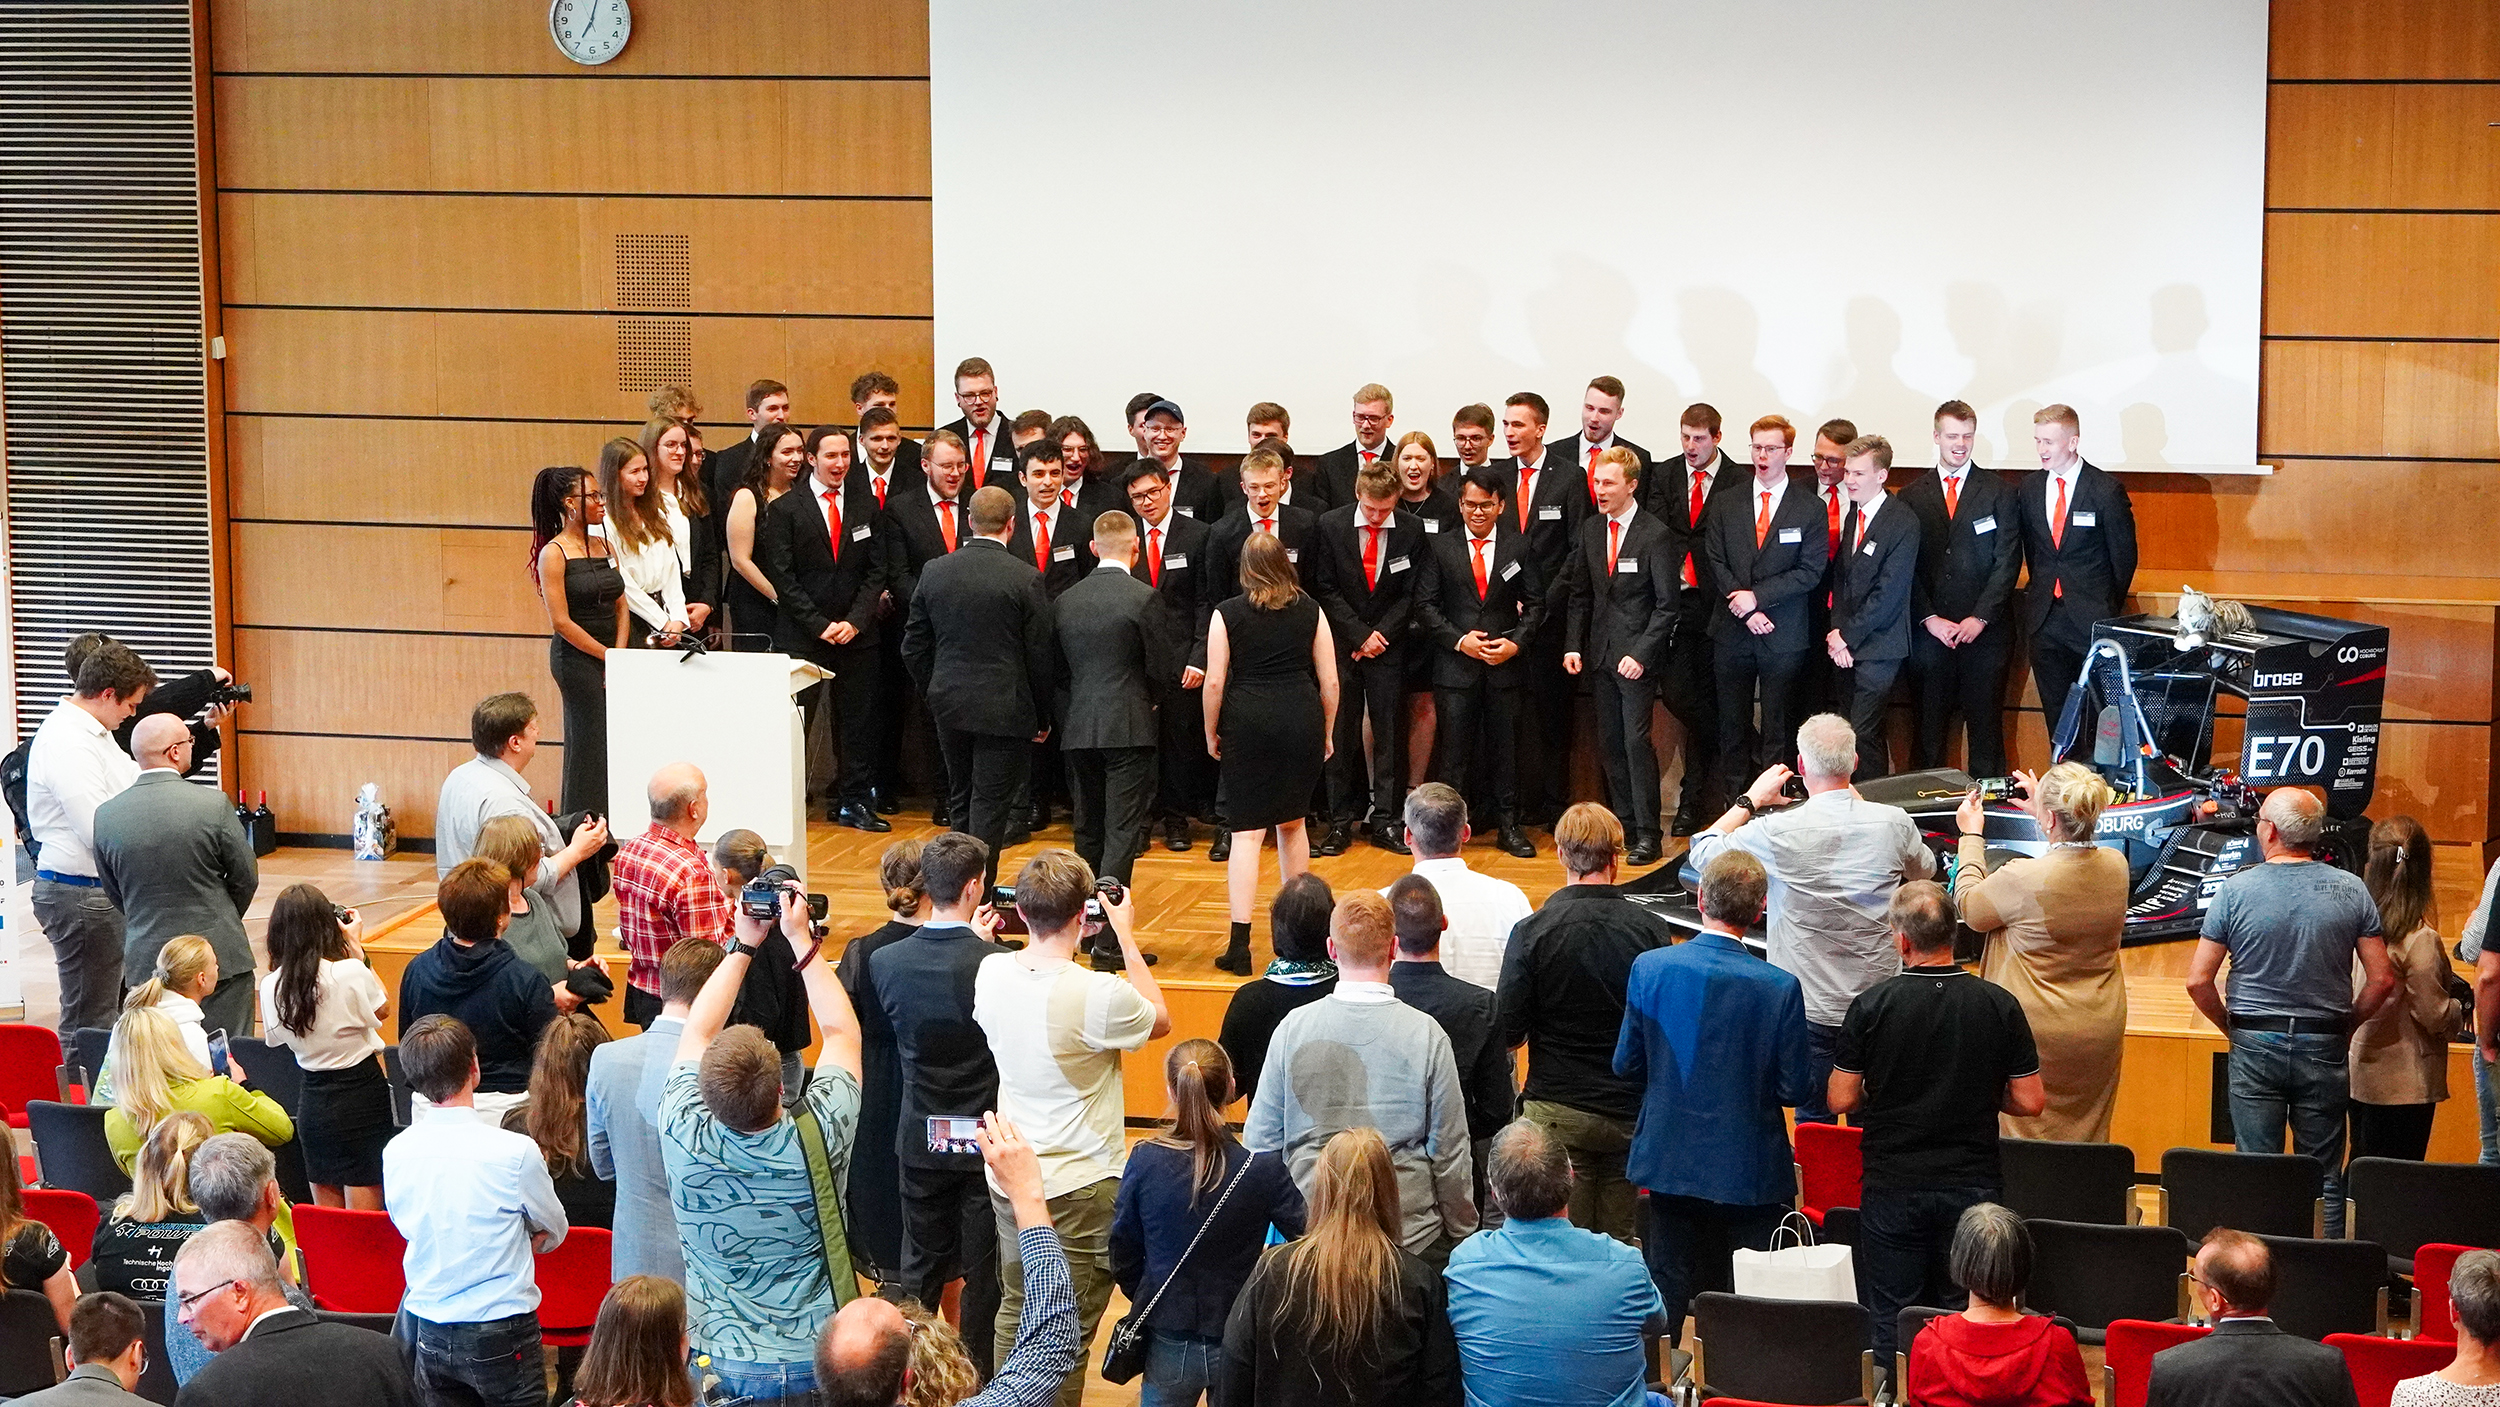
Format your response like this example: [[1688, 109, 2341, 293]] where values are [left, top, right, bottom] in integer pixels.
[[1030, 501, 1065, 560], [2043, 458, 2081, 523], [658, 488, 693, 576], [612, 526, 688, 632], [1748, 471, 1791, 524], [1848, 490, 1885, 546], [1387, 857, 1532, 990], [384, 1105, 568, 1324], [26, 698, 138, 877]]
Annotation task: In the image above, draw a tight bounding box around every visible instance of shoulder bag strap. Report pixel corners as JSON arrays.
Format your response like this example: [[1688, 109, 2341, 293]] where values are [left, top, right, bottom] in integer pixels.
[[795, 1102, 860, 1308], [1132, 1154, 1256, 1326]]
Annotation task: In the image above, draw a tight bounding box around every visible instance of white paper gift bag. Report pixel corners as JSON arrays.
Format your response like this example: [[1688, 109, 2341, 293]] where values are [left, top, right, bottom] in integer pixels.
[[1731, 1214, 1857, 1303]]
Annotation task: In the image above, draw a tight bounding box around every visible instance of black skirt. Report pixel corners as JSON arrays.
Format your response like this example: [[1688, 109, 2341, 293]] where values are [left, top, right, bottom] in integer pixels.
[[298, 1054, 394, 1188]]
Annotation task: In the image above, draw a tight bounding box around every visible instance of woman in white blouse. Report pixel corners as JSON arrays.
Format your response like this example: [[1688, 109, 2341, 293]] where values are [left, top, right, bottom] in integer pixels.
[[256, 884, 391, 1209], [639, 414, 718, 640], [95, 935, 229, 1104], [596, 436, 688, 647]]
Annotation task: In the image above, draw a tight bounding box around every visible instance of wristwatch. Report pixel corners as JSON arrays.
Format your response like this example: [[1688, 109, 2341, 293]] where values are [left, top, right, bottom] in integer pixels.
[[726, 938, 764, 960], [1733, 796, 1759, 814]]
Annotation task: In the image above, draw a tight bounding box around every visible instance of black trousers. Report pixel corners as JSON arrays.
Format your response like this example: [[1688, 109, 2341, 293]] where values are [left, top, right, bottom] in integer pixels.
[[1329, 650, 1406, 825], [871, 632, 913, 800], [940, 727, 1027, 892], [1433, 681, 1520, 826], [2030, 606, 2095, 738], [1517, 621, 1577, 823], [1155, 685, 1211, 822], [1715, 639, 1806, 797], [800, 653, 878, 812], [1861, 1184, 1995, 1360], [1659, 592, 1723, 810], [1909, 624, 2012, 777], [1836, 654, 1903, 779], [899, 1165, 1003, 1378], [1067, 745, 1156, 885], [1591, 665, 1663, 840], [2348, 1101, 2437, 1163]]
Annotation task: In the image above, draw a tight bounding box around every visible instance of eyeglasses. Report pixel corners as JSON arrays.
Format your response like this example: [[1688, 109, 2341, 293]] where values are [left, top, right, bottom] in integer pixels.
[[176, 1278, 238, 1314], [1811, 454, 1846, 468]]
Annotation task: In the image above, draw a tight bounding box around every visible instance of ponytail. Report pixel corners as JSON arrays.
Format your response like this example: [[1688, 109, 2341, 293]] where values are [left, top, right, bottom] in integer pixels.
[[1156, 1039, 1236, 1205]]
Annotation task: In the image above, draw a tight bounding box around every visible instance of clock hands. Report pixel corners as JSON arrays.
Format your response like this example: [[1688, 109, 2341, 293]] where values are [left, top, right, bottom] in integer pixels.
[[576, 2, 597, 42]]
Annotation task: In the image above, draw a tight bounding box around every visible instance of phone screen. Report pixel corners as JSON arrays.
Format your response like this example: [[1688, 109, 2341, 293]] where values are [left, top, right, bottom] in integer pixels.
[[926, 1115, 982, 1156], [206, 1028, 231, 1079]]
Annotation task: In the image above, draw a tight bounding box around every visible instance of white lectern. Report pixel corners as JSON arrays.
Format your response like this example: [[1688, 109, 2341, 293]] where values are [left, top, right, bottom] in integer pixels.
[[605, 650, 828, 882]]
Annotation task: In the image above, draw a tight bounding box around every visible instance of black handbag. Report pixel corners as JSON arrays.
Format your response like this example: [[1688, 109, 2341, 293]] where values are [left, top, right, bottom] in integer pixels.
[[1101, 1154, 1254, 1384]]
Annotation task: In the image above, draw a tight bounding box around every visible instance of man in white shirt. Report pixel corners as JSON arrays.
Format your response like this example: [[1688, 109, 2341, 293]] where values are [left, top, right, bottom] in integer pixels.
[[434, 693, 607, 952], [1387, 784, 1530, 989], [972, 851, 1167, 1407], [383, 1013, 567, 1407], [26, 641, 152, 1034]]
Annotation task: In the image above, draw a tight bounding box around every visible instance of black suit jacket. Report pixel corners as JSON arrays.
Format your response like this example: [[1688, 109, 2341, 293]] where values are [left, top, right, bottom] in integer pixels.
[[1005, 499, 1092, 598], [1054, 565, 1178, 750], [1312, 439, 1398, 512], [175, 1308, 420, 1407], [845, 457, 924, 520], [886, 484, 968, 609], [939, 414, 1020, 484], [902, 537, 1055, 739], [2144, 1318, 2359, 1407], [1899, 465, 2021, 626], [1414, 524, 1546, 690], [1207, 503, 1320, 599], [760, 475, 894, 663], [706, 431, 764, 543], [1652, 450, 1750, 597], [1701, 474, 1831, 652], [1552, 432, 1655, 518], [1499, 447, 1588, 593], [2015, 461, 2139, 637], [1311, 505, 1435, 662], [1563, 508, 1679, 670], [1136, 510, 1217, 670], [1159, 458, 1226, 524], [1389, 959, 1518, 1139], [1829, 494, 1921, 664]]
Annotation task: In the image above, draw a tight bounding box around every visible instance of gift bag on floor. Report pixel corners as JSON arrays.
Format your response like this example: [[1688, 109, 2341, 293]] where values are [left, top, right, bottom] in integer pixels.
[[1732, 1211, 1857, 1302]]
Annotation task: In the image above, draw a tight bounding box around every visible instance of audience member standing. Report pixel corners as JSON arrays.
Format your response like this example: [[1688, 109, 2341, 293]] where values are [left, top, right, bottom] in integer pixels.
[[642, 415, 718, 640], [610, 762, 731, 1030], [529, 465, 627, 814], [834, 840, 928, 1286], [101, 1006, 291, 1174], [471, 815, 573, 982], [1829, 883, 2044, 1367], [435, 692, 607, 953], [1413, 471, 1544, 858], [1823, 436, 1921, 779], [1385, 875, 1517, 1219], [1391, 785, 1531, 990], [1561, 447, 1679, 862], [2146, 1229, 2358, 1407], [763, 425, 895, 831], [1205, 533, 1340, 973], [2349, 815, 2460, 1162], [385, 1014, 568, 1407], [1312, 460, 1433, 856], [1701, 416, 1829, 801], [1111, 1041, 1307, 1407], [710, 830, 814, 1106], [1901, 401, 2020, 777], [1054, 513, 1179, 916], [1216, 874, 1339, 1109], [170, 1222, 419, 1407], [504, 1011, 615, 1231], [1901, 1203, 2092, 1407], [1616, 850, 1812, 1336], [1952, 763, 2129, 1141], [397, 859, 560, 1122], [14, 1291, 152, 1406], [256, 885, 391, 1209], [27, 640, 152, 1035], [586, 935, 725, 1284], [92, 714, 257, 1034], [723, 423, 806, 644], [2187, 786, 2394, 1236], [2014, 404, 2138, 728], [1495, 804, 1672, 1243]]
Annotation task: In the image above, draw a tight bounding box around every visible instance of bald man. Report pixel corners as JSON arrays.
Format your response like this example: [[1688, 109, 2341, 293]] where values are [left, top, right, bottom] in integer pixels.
[[610, 762, 733, 1029], [93, 712, 260, 1035], [818, 1114, 1077, 1407]]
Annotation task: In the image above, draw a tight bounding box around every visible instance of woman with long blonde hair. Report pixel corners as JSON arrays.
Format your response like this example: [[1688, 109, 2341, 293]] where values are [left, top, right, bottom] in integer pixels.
[[2352, 815, 2460, 1161], [94, 933, 221, 1104], [598, 435, 688, 647], [1218, 1127, 1456, 1407], [101, 1004, 292, 1174], [91, 1110, 213, 1296]]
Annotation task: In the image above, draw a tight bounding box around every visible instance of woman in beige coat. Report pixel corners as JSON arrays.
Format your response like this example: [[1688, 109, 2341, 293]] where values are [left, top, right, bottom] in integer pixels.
[[1951, 763, 2131, 1141], [2350, 815, 2462, 1161]]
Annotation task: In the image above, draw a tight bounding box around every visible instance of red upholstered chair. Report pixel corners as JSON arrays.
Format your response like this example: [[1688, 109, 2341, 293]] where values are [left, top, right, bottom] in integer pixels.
[[21, 1189, 97, 1271], [1794, 1122, 1862, 1226], [2102, 1318, 2210, 1407], [533, 1227, 614, 1349], [2413, 1243, 2476, 1343], [2328, 1333, 2456, 1407], [1703, 1399, 1827, 1406], [292, 1205, 408, 1314], [0, 1026, 65, 1129]]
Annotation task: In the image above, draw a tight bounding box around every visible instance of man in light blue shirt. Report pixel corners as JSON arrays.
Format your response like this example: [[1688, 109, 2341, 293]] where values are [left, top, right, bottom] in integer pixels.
[[1445, 1119, 1668, 1407], [383, 1013, 568, 1407], [586, 933, 726, 1281]]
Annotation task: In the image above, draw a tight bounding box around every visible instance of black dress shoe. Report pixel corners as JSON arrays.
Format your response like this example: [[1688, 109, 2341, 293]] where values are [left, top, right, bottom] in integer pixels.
[[931, 807, 952, 828], [1094, 944, 1160, 970], [1313, 824, 1346, 858], [873, 791, 902, 816], [1027, 803, 1052, 831], [1497, 825, 1536, 859], [1625, 835, 1663, 866], [1373, 823, 1411, 856], [1208, 829, 1232, 862], [1003, 825, 1032, 848], [1213, 946, 1253, 976], [1163, 817, 1192, 852], [838, 804, 892, 833], [1670, 799, 1701, 838]]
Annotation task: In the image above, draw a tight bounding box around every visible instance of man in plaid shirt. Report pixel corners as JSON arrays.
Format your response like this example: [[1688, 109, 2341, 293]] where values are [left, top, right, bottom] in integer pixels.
[[611, 762, 731, 1028]]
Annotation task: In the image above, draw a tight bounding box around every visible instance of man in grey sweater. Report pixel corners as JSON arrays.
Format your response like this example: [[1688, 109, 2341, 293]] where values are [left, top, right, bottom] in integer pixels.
[[1245, 889, 1478, 1263]]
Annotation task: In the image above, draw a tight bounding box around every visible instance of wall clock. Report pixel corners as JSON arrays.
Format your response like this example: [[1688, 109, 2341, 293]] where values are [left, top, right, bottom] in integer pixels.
[[550, 0, 630, 65]]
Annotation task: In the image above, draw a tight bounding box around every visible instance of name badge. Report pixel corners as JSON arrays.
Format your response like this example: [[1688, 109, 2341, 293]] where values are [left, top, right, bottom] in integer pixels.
[[1175, 506, 1196, 518], [1500, 559, 1521, 581], [1423, 519, 1441, 533], [1164, 553, 1188, 569], [850, 525, 873, 542], [1051, 545, 1077, 562], [2072, 510, 2097, 527], [1388, 556, 1410, 574], [1615, 558, 1640, 574], [1538, 505, 1563, 521], [1861, 541, 1878, 557], [1285, 548, 1299, 564], [1778, 527, 1803, 545], [1972, 515, 1997, 535]]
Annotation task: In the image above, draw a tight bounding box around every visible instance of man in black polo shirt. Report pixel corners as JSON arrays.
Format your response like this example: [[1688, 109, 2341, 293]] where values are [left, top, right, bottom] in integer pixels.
[[1828, 881, 2043, 1367], [1386, 872, 1519, 1225]]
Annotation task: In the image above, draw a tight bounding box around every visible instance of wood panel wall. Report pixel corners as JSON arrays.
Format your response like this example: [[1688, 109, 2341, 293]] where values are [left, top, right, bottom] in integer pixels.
[[206, 0, 934, 838]]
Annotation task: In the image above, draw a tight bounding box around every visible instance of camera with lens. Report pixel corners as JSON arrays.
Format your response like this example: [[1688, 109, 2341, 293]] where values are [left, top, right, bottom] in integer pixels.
[[1084, 875, 1127, 927], [205, 680, 253, 708], [739, 862, 830, 926]]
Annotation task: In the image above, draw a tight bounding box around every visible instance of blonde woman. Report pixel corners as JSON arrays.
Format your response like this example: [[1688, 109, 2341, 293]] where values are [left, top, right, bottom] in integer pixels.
[[2351, 815, 2461, 1162], [90, 1110, 214, 1297], [100, 1004, 293, 1173], [597, 435, 688, 647], [1952, 763, 2130, 1140], [95, 934, 232, 1105]]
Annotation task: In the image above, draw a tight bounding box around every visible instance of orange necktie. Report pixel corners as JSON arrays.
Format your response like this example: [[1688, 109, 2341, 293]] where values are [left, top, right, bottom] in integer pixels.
[[1034, 511, 1050, 571], [971, 428, 987, 472], [1257, 516, 1273, 538], [1943, 474, 1960, 519], [1471, 536, 1490, 598], [873, 475, 888, 510], [1755, 490, 1771, 548], [1587, 443, 1602, 502], [1825, 489, 1842, 552], [2050, 476, 2068, 598], [1517, 463, 1537, 530], [937, 499, 956, 552], [1146, 527, 1162, 586], [1607, 518, 1623, 575]]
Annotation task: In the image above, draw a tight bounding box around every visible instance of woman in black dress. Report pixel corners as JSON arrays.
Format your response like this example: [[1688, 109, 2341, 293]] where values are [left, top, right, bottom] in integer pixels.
[[530, 465, 628, 815], [1204, 532, 1339, 974], [834, 838, 927, 1285], [723, 424, 806, 647]]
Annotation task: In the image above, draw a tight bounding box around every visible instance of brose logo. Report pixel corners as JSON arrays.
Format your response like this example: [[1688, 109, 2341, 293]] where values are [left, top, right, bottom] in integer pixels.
[[2252, 670, 2303, 689]]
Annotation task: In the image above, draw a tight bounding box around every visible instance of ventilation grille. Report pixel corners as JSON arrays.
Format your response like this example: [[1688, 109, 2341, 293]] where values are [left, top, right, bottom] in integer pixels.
[[615, 318, 692, 392], [0, 2, 218, 776], [614, 234, 690, 310]]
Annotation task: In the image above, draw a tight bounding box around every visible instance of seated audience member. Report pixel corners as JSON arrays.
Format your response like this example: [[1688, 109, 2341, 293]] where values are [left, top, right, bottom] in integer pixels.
[[1901, 1203, 2091, 1407], [1245, 891, 1476, 1263], [170, 1221, 419, 1407], [256, 883, 392, 1209], [818, 1115, 1080, 1407], [1111, 1040, 1307, 1407], [1392, 784, 1532, 988], [612, 762, 732, 1030], [503, 1011, 616, 1231], [586, 936, 726, 1283], [1219, 1127, 1460, 1407], [473, 814, 575, 983], [2397, 1249, 2500, 1405], [385, 1014, 568, 1407], [1385, 875, 1517, 1220], [2147, 1229, 2357, 1407], [398, 858, 559, 1121], [163, 1134, 313, 1386], [94, 935, 222, 1105], [100, 1005, 291, 1174], [91, 1111, 212, 1298], [1215, 874, 1338, 1108], [713, 828, 814, 1106], [665, 880, 865, 1405], [567, 1275, 694, 1407], [15, 1291, 150, 1405], [834, 838, 929, 1286], [1445, 1120, 1668, 1407], [0, 1138, 75, 1334]]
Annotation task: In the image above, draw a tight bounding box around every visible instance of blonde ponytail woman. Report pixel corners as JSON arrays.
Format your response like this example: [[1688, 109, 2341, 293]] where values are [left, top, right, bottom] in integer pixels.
[[95, 934, 231, 1104], [100, 1004, 292, 1174], [91, 1109, 214, 1296]]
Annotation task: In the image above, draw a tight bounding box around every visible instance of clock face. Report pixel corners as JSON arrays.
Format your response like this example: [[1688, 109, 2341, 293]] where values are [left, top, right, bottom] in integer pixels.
[[549, 0, 630, 65]]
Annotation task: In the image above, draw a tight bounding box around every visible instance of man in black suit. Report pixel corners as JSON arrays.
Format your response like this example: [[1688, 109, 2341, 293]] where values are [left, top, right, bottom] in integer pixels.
[[1213, 403, 1294, 515], [2017, 403, 2139, 732], [1552, 375, 1654, 518], [937, 356, 1020, 487], [1797, 418, 1857, 721], [886, 430, 974, 825], [1900, 400, 2020, 777], [1204, 444, 1322, 861], [1004, 438, 1085, 837], [852, 404, 922, 512], [1825, 436, 1922, 780], [1703, 416, 1833, 797], [1131, 399, 1225, 524], [1500, 390, 1585, 829], [1313, 461, 1436, 856], [1053, 515, 1179, 952], [851, 403, 926, 816], [1655, 403, 1748, 833], [1050, 415, 1129, 531], [903, 486, 1055, 892], [1309, 382, 1400, 512], [850, 370, 923, 483], [1127, 460, 1216, 855], [1416, 468, 1544, 857], [1449, 402, 1499, 477], [1562, 448, 1680, 864], [760, 425, 893, 832], [706, 377, 790, 544], [2146, 1229, 2361, 1407], [171, 1221, 421, 1407]]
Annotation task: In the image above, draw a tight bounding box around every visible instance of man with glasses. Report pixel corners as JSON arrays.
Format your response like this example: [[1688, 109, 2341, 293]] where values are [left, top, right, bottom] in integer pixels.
[[1798, 418, 1857, 719], [1127, 461, 1217, 855], [940, 357, 1018, 487], [171, 1222, 418, 1407], [16, 1291, 153, 1405], [92, 713, 258, 1036], [1134, 398, 1224, 523], [161, 1134, 321, 1387], [1311, 383, 1399, 511]]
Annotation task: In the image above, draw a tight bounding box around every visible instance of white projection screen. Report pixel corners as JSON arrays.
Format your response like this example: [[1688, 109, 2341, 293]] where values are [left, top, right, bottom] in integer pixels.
[[930, 1, 2267, 472]]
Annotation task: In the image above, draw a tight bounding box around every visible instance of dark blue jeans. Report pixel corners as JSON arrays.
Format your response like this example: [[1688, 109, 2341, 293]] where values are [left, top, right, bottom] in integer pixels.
[[406, 1311, 544, 1407], [1142, 1330, 1222, 1407], [1858, 1184, 1996, 1361], [2226, 1027, 2349, 1236], [1643, 1194, 1791, 1341], [698, 1357, 822, 1407], [1796, 1022, 1843, 1125]]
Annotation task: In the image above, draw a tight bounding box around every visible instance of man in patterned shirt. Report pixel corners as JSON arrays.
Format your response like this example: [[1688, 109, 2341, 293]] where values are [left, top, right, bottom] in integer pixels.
[[611, 762, 731, 1029]]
